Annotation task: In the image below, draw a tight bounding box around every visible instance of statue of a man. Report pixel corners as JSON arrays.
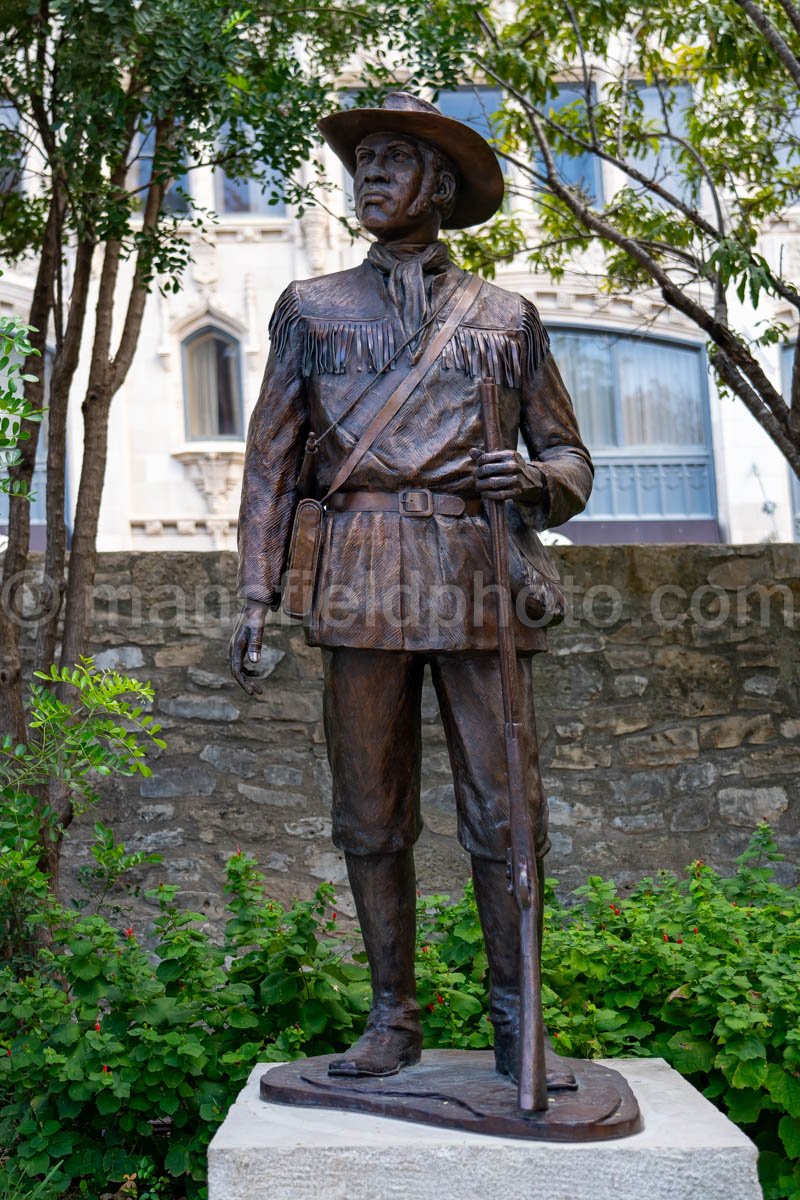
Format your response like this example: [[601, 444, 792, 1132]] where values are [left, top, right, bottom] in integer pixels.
[[230, 93, 593, 1085]]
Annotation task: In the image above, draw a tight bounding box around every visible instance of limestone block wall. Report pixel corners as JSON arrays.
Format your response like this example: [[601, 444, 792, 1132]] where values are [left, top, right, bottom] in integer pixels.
[[52, 544, 798, 929]]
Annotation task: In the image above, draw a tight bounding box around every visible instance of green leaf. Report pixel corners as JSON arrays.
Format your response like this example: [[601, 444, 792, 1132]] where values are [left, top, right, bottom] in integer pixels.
[[667, 1033, 715, 1076], [779, 1115, 800, 1159], [731, 1058, 768, 1090], [766, 1065, 800, 1119], [448, 991, 482, 1018], [260, 972, 299, 1005], [725, 1087, 763, 1125], [165, 1142, 192, 1176], [299, 999, 329, 1035]]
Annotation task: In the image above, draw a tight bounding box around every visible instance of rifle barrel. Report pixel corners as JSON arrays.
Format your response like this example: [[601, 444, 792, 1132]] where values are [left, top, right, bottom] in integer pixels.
[[480, 380, 549, 1115]]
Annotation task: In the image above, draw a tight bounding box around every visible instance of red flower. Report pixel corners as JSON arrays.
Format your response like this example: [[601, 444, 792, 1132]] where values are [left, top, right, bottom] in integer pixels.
[[331, 912, 337, 921], [6, 1048, 10, 1057], [693, 927, 699, 935], [124, 926, 134, 939], [553, 1031, 559, 1039], [235, 846, 242, 856], [436, 994, 444, 1005], [663, 933, 669, 943], [102, 1065, 109, 1074], [427, 1003, 434, 1012], [677, 938, 684, 945], [94, 1022, 101, 1032]]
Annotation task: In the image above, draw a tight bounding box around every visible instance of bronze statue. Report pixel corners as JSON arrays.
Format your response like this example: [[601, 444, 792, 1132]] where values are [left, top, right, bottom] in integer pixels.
[[231, 93, 640, 1138]]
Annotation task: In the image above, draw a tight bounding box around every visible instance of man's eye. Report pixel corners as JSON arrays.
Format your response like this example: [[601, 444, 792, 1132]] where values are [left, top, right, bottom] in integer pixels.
[[393, 152, 408, 162]]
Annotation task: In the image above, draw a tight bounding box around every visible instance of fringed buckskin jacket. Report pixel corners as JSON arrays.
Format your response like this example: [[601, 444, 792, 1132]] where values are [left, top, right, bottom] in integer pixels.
[[237, 245, 593, 653]]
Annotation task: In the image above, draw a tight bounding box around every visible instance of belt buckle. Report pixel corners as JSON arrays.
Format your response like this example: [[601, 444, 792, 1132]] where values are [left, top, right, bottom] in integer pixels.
[[400, 488, 434, 517]]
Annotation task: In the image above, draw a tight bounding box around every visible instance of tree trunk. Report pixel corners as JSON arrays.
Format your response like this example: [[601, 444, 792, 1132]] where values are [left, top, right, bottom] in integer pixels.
[[34, 238, 95, 672], [59, 385, 112, 673], [0, 197, 60, 742]]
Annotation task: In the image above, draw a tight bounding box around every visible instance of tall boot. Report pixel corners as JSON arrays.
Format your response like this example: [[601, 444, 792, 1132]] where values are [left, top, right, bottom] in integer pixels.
[[471, 856, 576, 1089], [328, 848, 422, 1077]]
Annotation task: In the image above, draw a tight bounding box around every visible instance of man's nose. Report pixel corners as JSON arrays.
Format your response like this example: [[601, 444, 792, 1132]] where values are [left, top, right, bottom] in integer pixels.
[[362, 160, 390, 182]]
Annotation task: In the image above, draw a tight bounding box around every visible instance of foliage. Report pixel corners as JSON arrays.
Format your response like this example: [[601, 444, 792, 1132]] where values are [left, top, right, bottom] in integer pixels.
[[0, 817, 797, 1199], [0, 0, 382, 276], [0, 659, 166, 956], [1, 658, 167, 809], [0, 311, 40, 500], [0, 0, 397, 739], [388, 0, 800, 473]]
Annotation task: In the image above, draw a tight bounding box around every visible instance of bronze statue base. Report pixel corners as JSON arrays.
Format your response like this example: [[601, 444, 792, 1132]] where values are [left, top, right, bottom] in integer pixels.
[[260, 1048, 642, 1142]]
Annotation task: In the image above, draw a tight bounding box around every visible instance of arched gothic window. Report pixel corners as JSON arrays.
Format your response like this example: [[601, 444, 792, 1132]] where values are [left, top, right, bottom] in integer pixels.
[[182, 327, 243, 440]]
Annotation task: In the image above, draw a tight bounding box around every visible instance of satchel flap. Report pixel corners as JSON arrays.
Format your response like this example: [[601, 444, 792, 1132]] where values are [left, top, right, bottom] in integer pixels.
[[282, 498, 324, 619], [507, 501, 561, 583]]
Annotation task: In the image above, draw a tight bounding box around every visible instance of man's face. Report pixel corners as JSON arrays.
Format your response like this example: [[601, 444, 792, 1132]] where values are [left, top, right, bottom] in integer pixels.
[[353, 132, 429, 239]]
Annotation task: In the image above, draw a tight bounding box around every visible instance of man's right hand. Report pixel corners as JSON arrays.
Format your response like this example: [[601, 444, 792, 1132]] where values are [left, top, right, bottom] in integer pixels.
[[229, 601, 269, 696]]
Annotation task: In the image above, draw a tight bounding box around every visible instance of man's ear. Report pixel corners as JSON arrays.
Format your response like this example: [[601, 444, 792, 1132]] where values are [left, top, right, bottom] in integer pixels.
[[433, 167, 457, 217]]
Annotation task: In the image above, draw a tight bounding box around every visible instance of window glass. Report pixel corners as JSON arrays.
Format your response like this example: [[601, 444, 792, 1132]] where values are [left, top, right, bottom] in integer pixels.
[[0, 103, 23, 194], [631, 84, 694, 203], [550, 329, 706, 449], [215, 125, 286, 216], [437, 88, 503, 142], [547, 330, 616, 446], [549, 328, 714, 522], [130, 124, 189, 215], [216, 165, 285, 215], [539, 85, 603, 204], [183, 329, 243, 440], [617, 338, 705, 446]]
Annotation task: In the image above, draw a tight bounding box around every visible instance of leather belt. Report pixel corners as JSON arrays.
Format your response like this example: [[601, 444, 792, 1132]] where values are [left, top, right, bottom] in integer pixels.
[[326, 489, 483, 519]]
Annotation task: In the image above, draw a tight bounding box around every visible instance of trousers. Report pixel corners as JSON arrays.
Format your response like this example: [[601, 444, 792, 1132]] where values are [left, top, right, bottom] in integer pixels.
[[321, 647, 549, 862]]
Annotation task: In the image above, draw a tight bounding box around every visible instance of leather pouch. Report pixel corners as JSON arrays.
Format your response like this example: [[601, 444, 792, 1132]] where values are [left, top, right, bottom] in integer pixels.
[[282, 498, 324, 621], [506, 503, 566, 626]]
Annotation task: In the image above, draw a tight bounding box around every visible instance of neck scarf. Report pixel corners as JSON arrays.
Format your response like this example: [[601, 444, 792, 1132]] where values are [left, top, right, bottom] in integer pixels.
[[367, 240, 450, 357]]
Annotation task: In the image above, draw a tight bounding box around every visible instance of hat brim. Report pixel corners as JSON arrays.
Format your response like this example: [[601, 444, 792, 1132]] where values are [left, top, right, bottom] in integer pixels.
[[318, 107, 504, 230]]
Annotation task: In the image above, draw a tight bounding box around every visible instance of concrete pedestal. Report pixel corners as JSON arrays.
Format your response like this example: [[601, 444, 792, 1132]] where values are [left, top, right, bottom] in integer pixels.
[[208, 1056, 762, 1200]]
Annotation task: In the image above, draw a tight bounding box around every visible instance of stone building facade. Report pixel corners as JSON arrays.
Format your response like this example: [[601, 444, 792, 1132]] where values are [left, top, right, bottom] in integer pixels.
[[1, 89, 800, 552]]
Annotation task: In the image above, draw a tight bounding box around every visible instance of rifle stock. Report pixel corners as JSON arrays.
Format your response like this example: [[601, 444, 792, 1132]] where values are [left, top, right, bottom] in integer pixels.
[[480, 380, 548, 1115]]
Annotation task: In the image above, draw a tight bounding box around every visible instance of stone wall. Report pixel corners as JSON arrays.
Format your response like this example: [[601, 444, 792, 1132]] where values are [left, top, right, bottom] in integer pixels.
[[53, 543, 799, 929]]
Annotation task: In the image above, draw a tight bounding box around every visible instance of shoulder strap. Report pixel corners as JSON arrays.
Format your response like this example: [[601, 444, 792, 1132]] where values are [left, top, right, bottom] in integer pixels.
[[322, 272, 484, 502]]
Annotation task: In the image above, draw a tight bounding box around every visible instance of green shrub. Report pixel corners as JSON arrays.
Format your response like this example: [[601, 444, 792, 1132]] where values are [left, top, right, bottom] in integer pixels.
[[1, 827, 797, 1200], [1, 670, 797, 1198]]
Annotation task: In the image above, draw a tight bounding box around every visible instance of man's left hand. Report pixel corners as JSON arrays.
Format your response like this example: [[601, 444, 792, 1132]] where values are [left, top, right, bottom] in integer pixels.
[[470, 448, 547, 502]]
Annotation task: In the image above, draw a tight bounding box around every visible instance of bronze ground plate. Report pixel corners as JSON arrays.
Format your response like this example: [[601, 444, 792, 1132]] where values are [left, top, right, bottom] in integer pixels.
[[260, 1048, 643, 1141]]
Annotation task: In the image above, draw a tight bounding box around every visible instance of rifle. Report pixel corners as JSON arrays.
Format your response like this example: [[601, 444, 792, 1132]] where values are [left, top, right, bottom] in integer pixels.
[[480, 379, 548, 1114]]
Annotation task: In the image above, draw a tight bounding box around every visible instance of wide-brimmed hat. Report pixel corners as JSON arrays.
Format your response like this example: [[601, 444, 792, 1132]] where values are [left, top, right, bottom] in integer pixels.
[[318, 91, 504, 230]]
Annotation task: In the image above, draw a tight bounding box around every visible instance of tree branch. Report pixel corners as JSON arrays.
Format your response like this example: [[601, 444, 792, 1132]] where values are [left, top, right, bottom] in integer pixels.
[[776, 0, 800, 39], [477, 55, 726, 243], [712, 345, 800, 475], [734, 0, 800, 89], [521, 99, 794, 441], [109, 122, 168, 393]]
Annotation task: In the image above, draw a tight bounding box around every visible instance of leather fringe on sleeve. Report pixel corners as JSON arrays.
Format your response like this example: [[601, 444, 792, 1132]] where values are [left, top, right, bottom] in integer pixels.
[[520, 297, 550, 379], [268, 283, 302, 361]]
